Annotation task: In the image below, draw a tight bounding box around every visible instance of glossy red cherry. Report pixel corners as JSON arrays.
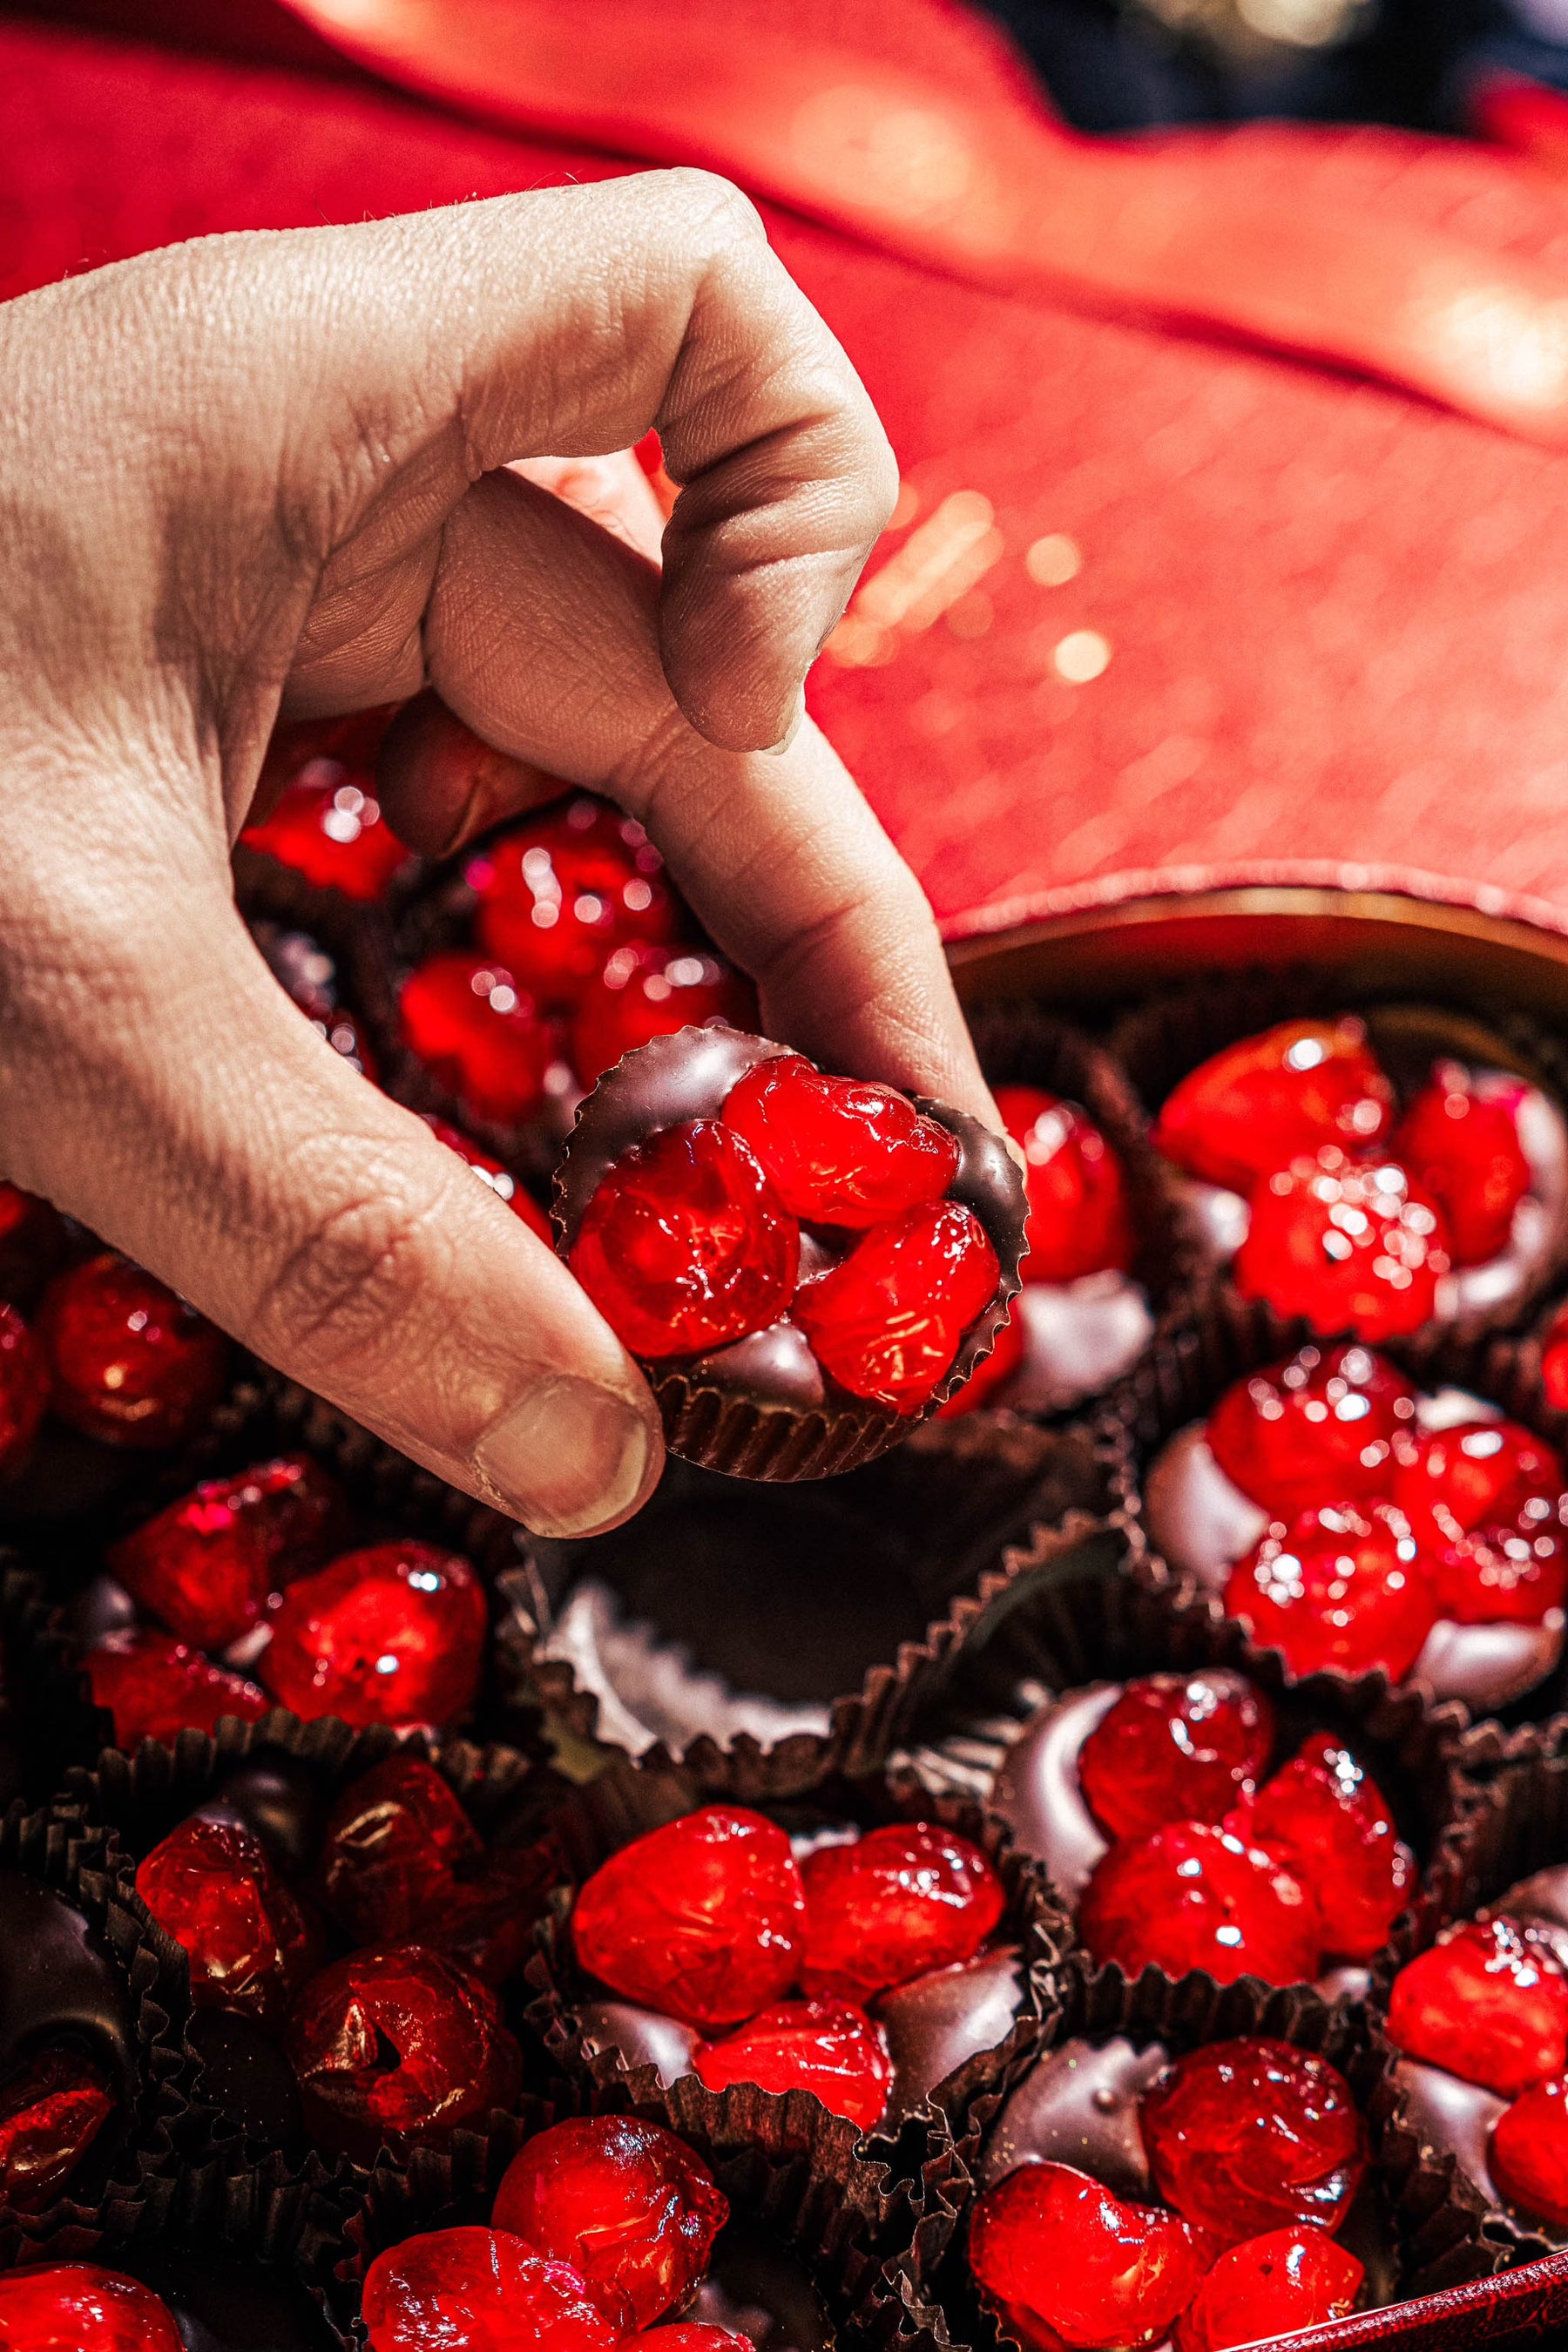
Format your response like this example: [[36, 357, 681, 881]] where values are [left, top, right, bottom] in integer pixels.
[[1078, 1822, 1320, 1986], [400, 952, 555, 1130], [0, 1182, 65, 1302], [694, 1997, 893, 2130], [361, 2227, 618, 2352], [1387, 1917, 1568, 2095], [423, 1117, 552, 1241], [995, 1084, 1134, 1282], [1224, 1502, 1438, 1680], [1396, 1065, 1531, 1267], [315, 1753, 483, 1942], [491, 2117, 728, 2331], [0, 2048, 115, 2209], [934, 1305, 1024, 1418], [1206, 1343, 1416, 1516], [287, 1943, 524, 2162], [1077, 1670, 1275, 1842], [260, 1542, 487, 1730], [1392, 1418, 1567, 1625], [1234, 1150, 1450, 1341], [571, 1806, 806, 2032], [970, 2160, 1218, 2351], [135, 1811, 323, 2026], [0, 2265, 183, 2352], [569, 1119, 799, 1359], [1175, 2227, 1364, 2352], [1490, 2072, 1568, 2227], [471, 819, 679, 1005], [1248, 1734, 1415, 1961], [241, 766, 409, 900], [800, 1822, 1004, 2001], [794, 1201, 1001, 1414], [1143, 2038, 1367, 2240], [1153, 1018, 1394, 1194], [0, 1301, 47, 1477], [721, 1055, 959, 1229], [37, 1255, 227, 1450], [107, 1455, 342, 1653], [572, 943, 755, 1088], [84, 1630, 270, 1747]]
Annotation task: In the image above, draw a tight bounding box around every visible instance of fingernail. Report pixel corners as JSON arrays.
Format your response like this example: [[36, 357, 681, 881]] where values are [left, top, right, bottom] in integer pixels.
[[765, 688, 807, 756], [474, 1375, 655, 1536]]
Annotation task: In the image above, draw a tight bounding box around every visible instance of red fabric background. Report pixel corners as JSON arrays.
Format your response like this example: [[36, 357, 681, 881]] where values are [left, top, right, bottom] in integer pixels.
[[8, 6, 1568, 948]]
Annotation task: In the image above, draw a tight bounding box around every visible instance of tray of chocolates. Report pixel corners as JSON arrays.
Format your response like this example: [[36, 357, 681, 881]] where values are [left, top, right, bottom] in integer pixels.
[[9, 720, 1568, 2344]]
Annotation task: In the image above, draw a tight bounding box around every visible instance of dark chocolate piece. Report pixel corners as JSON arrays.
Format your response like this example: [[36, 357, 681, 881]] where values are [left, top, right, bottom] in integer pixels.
[[688, 2219, 834, 2352], [980, 2035, 1170, 2198], [184, 2005, 305, 2151], [1393, 2058, 1506, 2211], [213, 1755, 325, 1880], [127, 2242, 335, 2352], [872, 1945, 1024, 2124], [575, 1998, 700, 2090], [1004, 1274, 1152, 1416], [1490, 1865, 1568, 1972], [988, 1685, 1118, 1900], [1142, 1425, 1267, 1592], [0, 1871, 136, 2113], [68, 1573, 139, 1647], [693, 1322, 827, 1409]]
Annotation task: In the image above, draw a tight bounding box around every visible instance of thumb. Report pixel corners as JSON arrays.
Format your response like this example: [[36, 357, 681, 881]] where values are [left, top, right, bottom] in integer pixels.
[[3, 894, 663, 1538]]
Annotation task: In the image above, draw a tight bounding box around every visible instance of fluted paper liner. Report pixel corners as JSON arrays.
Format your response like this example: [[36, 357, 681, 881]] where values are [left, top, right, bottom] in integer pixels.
[[524, 1747, 1069, 2166]]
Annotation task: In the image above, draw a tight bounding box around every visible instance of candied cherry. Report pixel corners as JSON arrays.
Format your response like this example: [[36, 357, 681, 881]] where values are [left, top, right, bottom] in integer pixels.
[[1176, 2227, 1364, 2352], [1144, 2038, 1367, 2240], [694, 1997, 893, 2129], [1396, 1064, 1531, 1266], [1207, 1343, 1416, 1517], [37, 1255, 227, 1450], [1234, 1150, 1450, 1341], [84, 1630, 269, 1747], [970, 2160, 1217, 2352], [241, 763, 409, 900], [315, 1754, 484, 1942], [260, 1541, 487, 1730], [424, 1117, 552, 1241], [470, 814, 679, 1004], [794, 1200, 1000, 1415], [1078, 1821, 1319, 1987], [362, 2227, 618, 2352], [935, 1306, 1024, 1418], [1225, 1502, 1438, 1681], [571, 943, 754, 1089], [801, 1822, 1004, 2001], [1392, 1418, 1567, 1625], [107, 1455, 341, 1653], [722, 1055, 958, 1228], [1387, 1917, 1568, 2096], [135, 1811, 322, 2027], [571, 1806, 806, 2032], [0, 1301, 47, 1478], [0, 1182, 64, 1302], [491, 2116, 728, 2331], [0, 2264, 183, 2352], [1248, 1734, 1415, 1961], [400, 952, 555, 1129], [1153, 1018, 1393, 1194], [995, 1084, 1134, 1282], [287, 1943, 524, 2162], [1077, 1670, 1275, 1842], [1490, 2072, 1568, 2227], [0, 2048, 114, 2208], [569, 1120, 799, 1359]]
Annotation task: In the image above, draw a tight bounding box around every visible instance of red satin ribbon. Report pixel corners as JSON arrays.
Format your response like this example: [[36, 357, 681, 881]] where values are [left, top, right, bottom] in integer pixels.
[[281, 0, 1568, 444]]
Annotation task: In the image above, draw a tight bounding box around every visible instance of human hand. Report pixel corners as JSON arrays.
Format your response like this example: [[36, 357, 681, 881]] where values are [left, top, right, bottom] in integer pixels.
[[0, 172, 993, 1538]]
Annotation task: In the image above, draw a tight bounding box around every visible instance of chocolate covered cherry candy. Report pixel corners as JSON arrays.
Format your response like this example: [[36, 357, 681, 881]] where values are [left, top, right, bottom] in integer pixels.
[[362, 2227, 619, 2352], [491, 2117, 727, 2330], [0, 2263, 184, 2352], [1078, 1821, 1319, 1988], [970, 2159, 1217, 2351], [84, 1629, 270, 1748], [260, 1541, 486, 1730], [107, 1455, 342, 1654], [800, 1821, 1004, 2000], [0, 1873, 137, 2210], [1152, 1017, 1394, 1196], [1175, 2227, 1364, 2352], [1075, 1671, 1274, 1843], [1142, 2038, 1368, 2240], [1387, 1916, 1568, 2098], [555, 1028, 1025, 1476], [693, 1996, 894, 2129], [37, 1254, 227, 1450], [1490, 2072, 1568, 2227], [135, 1809, 322, 2026]]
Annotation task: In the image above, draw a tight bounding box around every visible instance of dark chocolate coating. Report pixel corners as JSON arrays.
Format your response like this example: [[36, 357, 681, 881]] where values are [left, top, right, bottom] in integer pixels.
[[872, 1945, 1025, 2124], [185, 2005, 305, 2151], [576, 1997, 700, 2089], [688, 2219, 835, 2351], [981, 2036, 1170, 2198], [127, 2242, 335, 2352], [213, 1755, 326, 1880], [1392, 2058, 1506, 2212], [69, 1572, 139, 1646], [0, 1872, 136, 2113], [988, 1683, 1119, 1901], [1494, 1864, 1568, 1971], [693, 1321, 827, 1409]]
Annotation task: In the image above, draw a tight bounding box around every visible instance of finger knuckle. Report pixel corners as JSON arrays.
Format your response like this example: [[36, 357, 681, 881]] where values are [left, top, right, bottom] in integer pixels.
[[250, 1166, 459, 1385], [659, 167, 767, 252]]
